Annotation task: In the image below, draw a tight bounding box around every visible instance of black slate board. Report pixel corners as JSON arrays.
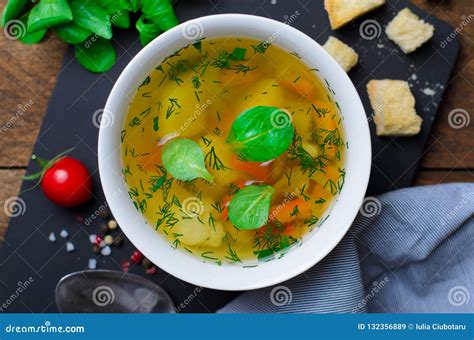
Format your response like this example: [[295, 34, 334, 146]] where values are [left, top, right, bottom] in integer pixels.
[[0, 0, 459, 313]]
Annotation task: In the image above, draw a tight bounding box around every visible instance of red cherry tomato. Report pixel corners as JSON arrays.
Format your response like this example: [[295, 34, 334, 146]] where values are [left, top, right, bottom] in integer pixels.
[[41, 157, 92, 207]]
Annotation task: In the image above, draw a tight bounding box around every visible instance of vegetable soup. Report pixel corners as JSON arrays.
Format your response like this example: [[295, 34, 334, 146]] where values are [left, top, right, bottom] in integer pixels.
[[121, 37, 346, 264]]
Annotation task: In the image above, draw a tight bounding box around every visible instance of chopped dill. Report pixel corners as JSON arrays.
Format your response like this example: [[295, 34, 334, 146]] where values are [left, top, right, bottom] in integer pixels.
[[287, 135, 330, 177], [201, 135, 212, 147], [225, 243, 241, 263], [192, 75, 201, 89], [201, 251, 219, 260], [211, 201, 224, 213], [315, 197, 326, 204], [128, 117, 141, 127], [251, 41, 270, 54], [153, 116, 159, 132], [205, 146, 227, 171]]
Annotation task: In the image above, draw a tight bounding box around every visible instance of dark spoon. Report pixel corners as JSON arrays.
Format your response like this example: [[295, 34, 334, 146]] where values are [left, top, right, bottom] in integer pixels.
[[55, 269, 175, 313]]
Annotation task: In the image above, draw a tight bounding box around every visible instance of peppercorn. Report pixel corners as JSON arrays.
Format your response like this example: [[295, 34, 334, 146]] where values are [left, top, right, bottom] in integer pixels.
[[92, 244, 100, 254], [99, 207, 111, 219], [99, 223, 109, 234], [142, 257, 153, 269], [113, 233, 125, 247]]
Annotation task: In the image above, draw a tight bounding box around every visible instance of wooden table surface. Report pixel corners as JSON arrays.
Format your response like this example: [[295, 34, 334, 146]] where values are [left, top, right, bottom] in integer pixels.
[[0, 0, 472, 239]]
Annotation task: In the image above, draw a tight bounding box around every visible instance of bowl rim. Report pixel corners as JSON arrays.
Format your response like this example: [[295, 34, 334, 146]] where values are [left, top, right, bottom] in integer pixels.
[[98, 13, 371, 291]]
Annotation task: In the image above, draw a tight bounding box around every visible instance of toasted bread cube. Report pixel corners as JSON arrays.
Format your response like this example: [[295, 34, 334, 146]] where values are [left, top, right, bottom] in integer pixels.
[[324, 0, 385, 30], [367, 80, 422, 136], [323, 36, 359, 72], [386, 8, 434, 53]]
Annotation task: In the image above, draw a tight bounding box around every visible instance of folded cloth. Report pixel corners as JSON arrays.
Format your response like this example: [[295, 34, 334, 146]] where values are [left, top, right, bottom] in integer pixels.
[[218, 183, 474, 313]]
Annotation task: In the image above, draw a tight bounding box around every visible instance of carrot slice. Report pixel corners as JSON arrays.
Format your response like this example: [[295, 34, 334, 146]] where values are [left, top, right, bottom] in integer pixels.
[[231, 155, 272, 180], [270, 198, 312, 224], [282, 224, 298, 237], [280, 77, 317, 99], [140, 146, 163, 171]]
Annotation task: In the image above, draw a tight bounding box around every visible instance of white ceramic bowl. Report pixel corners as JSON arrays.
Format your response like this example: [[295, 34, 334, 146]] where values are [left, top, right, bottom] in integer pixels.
[[98, 14, 371, 291]]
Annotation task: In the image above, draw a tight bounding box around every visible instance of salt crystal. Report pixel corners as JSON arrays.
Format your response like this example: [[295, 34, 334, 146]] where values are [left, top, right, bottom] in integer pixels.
[[377, 44, 384, 49], [89, 234, 97, 244], [101, 246, 111, 256], [88, 259, 97, 269], [48, 232, 56, 242], [410, 74, 417, 80], [66, 242, 75, 252], [422, 88, 436, 96], [60, 229, 68, 238]]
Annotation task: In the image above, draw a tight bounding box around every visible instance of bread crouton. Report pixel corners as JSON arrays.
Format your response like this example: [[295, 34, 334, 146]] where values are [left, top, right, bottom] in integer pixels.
[[386, 8, 434, 53], [323, 36, 359, 72], [367, 79, 422, 136], [324, 0, 385, 29]]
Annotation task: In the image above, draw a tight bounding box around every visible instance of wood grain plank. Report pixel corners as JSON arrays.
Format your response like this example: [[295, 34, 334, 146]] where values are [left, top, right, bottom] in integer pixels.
[[414, 169, 474, 186], [0, 169, 25, 240], [412, 0, 474, 169], [0, 0, 67, 167]]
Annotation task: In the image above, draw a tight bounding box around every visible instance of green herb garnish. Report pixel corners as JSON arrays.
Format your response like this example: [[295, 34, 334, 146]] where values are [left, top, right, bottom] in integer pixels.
[[27, 0, 72, 33], [2, 0, 179, 72], [68, 1, 112, 39], [251, 41, 270, 54], [55, 22, 91, 44], [228, 185, 274, 230], [227, 106, 294, 162], [161, 138, 214, 182], [229, 47, 246, 61]]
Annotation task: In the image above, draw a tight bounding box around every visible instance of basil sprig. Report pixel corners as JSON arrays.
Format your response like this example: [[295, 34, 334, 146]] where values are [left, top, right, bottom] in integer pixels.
[[227, 106, 295, 162], [161, 138, 214, 182], [18, 12, 46, 44], [27, 0, 72, 33], [75, 38, 116, 73], [55, 22, 91, 44], [1, 0, 179, 73], [228, 185, 275, 230], [68, 1, 112, 39], [2, 0, 29, 26]]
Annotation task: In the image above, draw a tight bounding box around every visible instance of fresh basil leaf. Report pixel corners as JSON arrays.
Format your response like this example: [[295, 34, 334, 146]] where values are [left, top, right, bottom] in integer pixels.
[[55, 22, 91, 44], [75, 38, 116, 73], [227, 106, 294, 162], [141, 0, 178, 31], [16, 12, 47, 44], [68, 1, 112, 39], [110, 10, 130, 29], [20, 27, 47, 44], [27, 0, 72, 33], [2, 0, 29, 27], [120, 0, 141, 12], [161, 138, 214, 182], [92, 0, 122, 13], [228, 185, 274, 230], [136, 15, 162, 46]]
